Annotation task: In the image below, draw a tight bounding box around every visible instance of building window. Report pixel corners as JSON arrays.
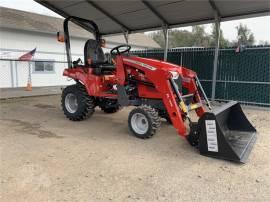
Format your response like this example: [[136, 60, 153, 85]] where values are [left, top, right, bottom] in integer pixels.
[[33, 60, 54, 73]]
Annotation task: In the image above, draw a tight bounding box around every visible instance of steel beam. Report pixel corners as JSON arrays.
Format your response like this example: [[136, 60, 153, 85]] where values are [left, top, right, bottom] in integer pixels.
[[34, 0, 69, 18], [141, 0, 169, 26], [35, 0, 270, 36], [211, 11, 221, 100], [142, 0, 170, 60], [123, 31, 129, 45], [85, 0, 131, 33], [163, 26, 169, 61], [208, 0, 221, 17], [35, 0, 98, 34], [208, 0, 221, 100]]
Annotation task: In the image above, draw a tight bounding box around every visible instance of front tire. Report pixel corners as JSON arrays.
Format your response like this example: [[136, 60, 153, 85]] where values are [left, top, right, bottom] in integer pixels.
[[61, 84, 95, 121], [128, 105, 161, 139]]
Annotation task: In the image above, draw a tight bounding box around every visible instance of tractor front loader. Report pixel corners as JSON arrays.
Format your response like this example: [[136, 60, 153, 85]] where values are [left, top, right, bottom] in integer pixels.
[[60, 16, 257, 163]]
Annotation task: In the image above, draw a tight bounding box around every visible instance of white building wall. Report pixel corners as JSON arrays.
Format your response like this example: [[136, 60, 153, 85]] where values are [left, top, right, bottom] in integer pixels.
[[0, 60, 12, 87], [0, 29, 145, 88]]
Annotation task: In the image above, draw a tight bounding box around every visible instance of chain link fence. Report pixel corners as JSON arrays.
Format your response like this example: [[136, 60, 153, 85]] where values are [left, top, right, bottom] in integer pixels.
[[132, 45, 270, 107], [0, 59, 74, 88], [1, 46, 269, 107], [0, 58, 76, 99]]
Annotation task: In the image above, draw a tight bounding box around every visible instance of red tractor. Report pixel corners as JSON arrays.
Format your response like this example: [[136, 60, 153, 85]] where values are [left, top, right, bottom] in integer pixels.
[[60, 17, 256, 163]]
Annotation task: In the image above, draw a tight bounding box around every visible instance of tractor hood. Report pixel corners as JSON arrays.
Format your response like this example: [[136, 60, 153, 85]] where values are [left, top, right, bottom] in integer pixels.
[[125, 56, 197, 77]]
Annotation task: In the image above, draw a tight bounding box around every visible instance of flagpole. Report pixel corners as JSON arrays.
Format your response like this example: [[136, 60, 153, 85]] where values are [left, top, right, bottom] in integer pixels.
[[19, 48, 36, 91], [26, 61, 32, 91]]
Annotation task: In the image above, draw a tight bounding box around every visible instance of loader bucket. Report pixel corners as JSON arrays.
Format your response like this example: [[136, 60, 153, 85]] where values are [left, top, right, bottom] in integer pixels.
[[198, 101, 257, 163]]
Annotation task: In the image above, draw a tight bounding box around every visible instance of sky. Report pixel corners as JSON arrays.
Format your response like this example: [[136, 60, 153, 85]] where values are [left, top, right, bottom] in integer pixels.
[[1, 0, 270, 44]]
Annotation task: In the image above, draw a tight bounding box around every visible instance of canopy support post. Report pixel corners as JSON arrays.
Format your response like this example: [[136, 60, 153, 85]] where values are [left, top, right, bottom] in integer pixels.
[[211, 11, 221, 101], [123, 31, 129, 45], [163, 26, 169, 61]]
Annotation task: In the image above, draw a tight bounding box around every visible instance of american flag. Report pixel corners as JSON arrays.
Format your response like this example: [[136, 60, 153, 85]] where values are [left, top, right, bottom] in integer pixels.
[[235, 46, 240, 53], [18, 48, 36, 61]]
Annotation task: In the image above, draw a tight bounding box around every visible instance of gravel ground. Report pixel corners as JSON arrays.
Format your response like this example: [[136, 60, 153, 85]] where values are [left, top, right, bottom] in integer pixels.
[[0, 95, 269, 201]]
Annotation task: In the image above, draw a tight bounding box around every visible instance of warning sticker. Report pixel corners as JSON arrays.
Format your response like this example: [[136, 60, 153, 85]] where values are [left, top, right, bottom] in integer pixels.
[[205, 120, 218, 152]]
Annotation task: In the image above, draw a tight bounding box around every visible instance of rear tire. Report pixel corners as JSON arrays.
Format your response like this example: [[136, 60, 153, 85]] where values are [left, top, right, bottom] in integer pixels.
[[128, 105, 161, 139], [61, 84, 95, 121]]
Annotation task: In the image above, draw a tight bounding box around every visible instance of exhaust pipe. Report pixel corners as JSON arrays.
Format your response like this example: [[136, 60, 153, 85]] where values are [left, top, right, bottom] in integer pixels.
[[188, 101, 257, 163]]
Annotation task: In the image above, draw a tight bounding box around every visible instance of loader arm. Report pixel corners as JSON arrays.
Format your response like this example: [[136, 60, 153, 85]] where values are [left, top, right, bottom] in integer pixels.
[[146, 69, 207, 137], [147, 69, 188, 136], [121, 56, 205, 136]]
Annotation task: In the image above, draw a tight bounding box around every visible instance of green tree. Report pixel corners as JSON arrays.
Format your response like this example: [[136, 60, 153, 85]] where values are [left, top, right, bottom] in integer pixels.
[[149, 30, 194, 48], [191, 25, 211, 47], [258, 40, 269, 45], [235, 23, 255, 46], [149, 25, 212, 48], [169, 29, 194, 48], [150, 30, 166, 48], [210, 24, 231, 48]]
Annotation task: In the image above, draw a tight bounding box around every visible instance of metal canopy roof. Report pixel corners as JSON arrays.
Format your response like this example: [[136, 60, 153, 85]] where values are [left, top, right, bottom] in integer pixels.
[[35, 0, 270, 36]]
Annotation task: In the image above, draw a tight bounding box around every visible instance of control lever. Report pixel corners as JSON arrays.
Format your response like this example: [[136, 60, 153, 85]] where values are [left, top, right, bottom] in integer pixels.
[[73, 58, 82, 66]]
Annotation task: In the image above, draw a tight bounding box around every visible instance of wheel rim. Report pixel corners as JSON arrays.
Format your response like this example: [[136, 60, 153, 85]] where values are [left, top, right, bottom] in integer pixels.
[[131, 113, 149, 135], [65, 93, 78, 113]]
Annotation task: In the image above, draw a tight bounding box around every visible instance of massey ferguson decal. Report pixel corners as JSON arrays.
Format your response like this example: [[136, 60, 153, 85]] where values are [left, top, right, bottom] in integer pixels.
[[123, 58, 157, 71]]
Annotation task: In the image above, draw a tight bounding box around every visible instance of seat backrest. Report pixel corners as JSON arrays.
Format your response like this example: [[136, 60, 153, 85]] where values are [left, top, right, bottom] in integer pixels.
[[84, 39, 105, 65]]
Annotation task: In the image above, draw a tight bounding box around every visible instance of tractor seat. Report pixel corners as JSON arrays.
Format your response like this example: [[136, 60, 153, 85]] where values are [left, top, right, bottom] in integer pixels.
[[84, 39, 115, 74]]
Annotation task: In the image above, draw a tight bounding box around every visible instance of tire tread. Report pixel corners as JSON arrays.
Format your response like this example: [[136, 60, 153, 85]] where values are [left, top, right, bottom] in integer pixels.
[[129, 105, 161, 139], [61, 84, 95, 121]]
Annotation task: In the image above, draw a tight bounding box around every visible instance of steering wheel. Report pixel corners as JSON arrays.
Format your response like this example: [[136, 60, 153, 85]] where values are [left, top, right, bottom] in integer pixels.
[[110, 45, 131, 55]]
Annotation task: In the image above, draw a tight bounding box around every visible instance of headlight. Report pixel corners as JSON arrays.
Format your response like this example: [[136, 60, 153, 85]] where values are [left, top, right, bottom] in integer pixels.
[[170, 71, 179, 79]]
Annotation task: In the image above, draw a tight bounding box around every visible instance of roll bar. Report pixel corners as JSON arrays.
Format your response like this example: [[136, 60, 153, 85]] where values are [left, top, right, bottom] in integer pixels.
[[63, 16, 101, 68]]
